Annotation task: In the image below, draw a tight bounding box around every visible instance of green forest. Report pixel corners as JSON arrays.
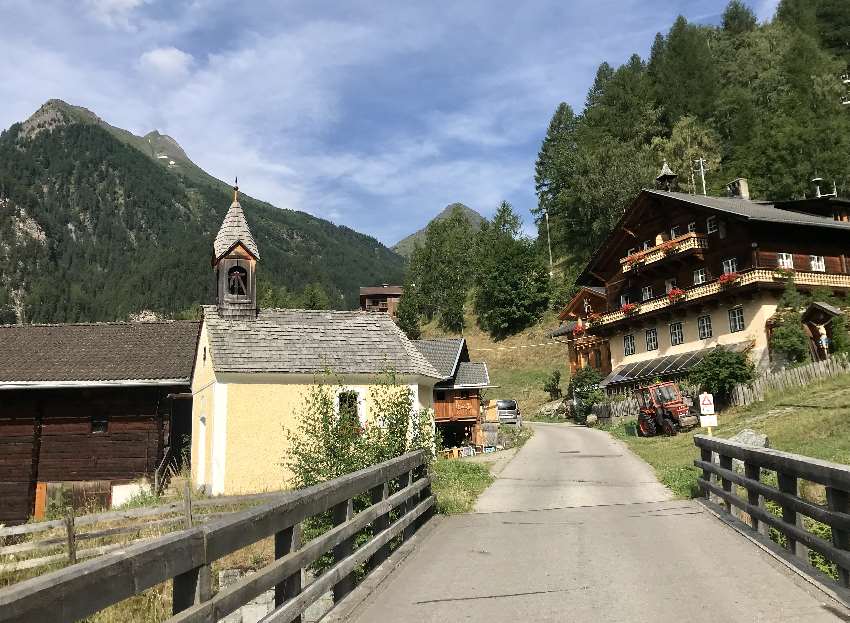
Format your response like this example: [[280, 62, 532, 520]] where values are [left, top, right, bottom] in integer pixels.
[[0, 116, 405, 323], [535, 0, 850, 290]]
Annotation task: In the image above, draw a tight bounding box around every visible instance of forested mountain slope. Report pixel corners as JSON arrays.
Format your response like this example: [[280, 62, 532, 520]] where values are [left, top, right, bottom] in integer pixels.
[[0, 100, 405, 323], [535, 0, 850, 280], [392, 202, 485, 258]]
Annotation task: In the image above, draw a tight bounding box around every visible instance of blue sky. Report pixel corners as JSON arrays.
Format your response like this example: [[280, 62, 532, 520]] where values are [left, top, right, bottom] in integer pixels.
[[0, 0, 779, 245]]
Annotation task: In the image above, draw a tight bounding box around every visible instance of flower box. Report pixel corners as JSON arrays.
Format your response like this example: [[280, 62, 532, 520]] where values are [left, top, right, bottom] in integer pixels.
[[659, 240, 678, 255], [773, 267, 795, 280], [666, 287, 686, 303], [572, 325, 585, 337], [718, 272, 740, 286], [621, 303, 639, 315], [587, 312, 602, 323]]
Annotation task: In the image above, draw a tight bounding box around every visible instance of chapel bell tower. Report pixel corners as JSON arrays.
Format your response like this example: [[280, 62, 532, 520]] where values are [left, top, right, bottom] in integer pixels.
[[212, 180, 260, 319]]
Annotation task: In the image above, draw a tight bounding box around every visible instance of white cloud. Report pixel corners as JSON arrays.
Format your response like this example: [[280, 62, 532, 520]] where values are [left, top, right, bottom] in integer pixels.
[[139, 47, 194, 81], [85, 0, 148, 30]]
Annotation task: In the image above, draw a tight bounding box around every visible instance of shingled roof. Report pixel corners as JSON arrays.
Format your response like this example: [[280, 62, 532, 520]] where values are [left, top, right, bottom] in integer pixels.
[[454, 361, 490, 387], [202, 306, 442, 378], [413, 338, 465, 378], [213, 200, 260, 260], [0, 321, 200, 386]]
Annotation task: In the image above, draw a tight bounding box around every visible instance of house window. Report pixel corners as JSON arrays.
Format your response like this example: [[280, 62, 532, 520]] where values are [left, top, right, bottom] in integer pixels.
[[698, 315, 713, 340], [336, 389, 366, 429], [810, 255, 826, 272], [92, 414, 108, 434], [670, 322, 684, 346], [643, 240, 652, 251], [620, 293, 632, 306], [665, 278, 678, 293], [435, 390, 446, 401], [624, 334, 636, 356], [777, 253, 794, 269], [722, 258, 738, 274], [693, 268, 707, 285], [706, 216, 718, 234], [645, 328, 658, 351], [670, 225, 682, 239], [728, 307, 745, 333], [641, 285, 653, 301], [687, 221, 696, 233], [627, 247, 637, 257]]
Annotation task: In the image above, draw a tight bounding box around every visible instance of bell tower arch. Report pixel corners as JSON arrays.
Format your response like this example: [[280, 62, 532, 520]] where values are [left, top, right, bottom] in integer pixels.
[[212, 181, 260, 319]]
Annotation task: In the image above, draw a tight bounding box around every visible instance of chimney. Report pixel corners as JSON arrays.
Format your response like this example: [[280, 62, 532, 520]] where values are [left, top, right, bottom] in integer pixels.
[[726, 178, 750, 200]]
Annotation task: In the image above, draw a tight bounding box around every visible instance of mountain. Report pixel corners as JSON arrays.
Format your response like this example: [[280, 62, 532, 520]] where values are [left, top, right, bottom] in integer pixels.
[[392, 203, 485, 258], [0, 99, 405, 323]]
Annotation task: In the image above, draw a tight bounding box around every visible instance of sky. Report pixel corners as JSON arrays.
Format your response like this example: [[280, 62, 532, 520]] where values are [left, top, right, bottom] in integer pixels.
[[0, 0, 780, 245]]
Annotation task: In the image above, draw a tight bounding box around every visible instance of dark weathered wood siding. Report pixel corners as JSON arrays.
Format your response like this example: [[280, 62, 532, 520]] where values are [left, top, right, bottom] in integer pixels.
[[0, 385, 187, 524], [433, 389, 480, 422]]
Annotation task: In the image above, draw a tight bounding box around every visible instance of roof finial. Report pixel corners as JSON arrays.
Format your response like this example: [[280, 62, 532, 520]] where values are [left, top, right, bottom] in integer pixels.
[[233, 177, 239, 204]]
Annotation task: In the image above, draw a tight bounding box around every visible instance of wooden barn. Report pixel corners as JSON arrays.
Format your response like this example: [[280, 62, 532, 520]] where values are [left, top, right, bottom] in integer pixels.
[[414, 338, 491, 446], [0, 321, 200, 524]]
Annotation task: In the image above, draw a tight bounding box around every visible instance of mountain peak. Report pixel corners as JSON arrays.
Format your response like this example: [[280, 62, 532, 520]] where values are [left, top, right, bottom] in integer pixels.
[[392, 202, 485, 258], [21, 99, 102, 138]]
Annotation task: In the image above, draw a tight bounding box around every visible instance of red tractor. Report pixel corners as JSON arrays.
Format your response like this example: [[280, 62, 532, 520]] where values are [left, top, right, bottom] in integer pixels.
[[635, 381, 699, 437]]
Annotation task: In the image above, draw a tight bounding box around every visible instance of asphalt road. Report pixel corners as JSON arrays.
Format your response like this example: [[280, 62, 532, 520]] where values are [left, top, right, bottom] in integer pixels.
[[348, 422, 850, 622]]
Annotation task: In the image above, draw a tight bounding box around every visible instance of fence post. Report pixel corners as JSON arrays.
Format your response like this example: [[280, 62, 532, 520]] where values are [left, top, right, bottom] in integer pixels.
[[367, 482, 390, 572], [743, 462, 762, 533], [719, 455, 734, 514], [777, 473, 808, 560], [275, 522, 303, 622], [331, 498, 355, 602], [172, 482, 211, 614], [401, 470, 416, 542], [64, 507, 76, 565], [826, 487, 850, 588]]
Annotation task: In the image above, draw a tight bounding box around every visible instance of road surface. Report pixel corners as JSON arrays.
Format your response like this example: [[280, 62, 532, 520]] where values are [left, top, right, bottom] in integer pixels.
[[349, 422, 849, 622]]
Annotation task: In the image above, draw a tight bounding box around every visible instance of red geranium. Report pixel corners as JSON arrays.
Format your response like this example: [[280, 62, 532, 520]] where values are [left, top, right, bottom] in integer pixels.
[[667, 287, 685, 302], [718, 272, 740, 285], [621, 302, 639, 315]]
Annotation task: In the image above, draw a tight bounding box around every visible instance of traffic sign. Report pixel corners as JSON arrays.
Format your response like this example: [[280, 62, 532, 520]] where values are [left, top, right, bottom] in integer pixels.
[[699, 392, 715, 415]]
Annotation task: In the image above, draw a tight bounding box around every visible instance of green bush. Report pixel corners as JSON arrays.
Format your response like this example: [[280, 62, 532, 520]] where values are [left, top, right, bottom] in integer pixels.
[[829, 314, 850, 355], [543, 369, 562, 400], [688, 347, 754, 404], [567, 366, 604, 423]]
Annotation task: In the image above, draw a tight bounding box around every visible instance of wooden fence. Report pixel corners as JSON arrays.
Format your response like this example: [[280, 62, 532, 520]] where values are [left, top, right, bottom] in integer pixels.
[[729, 355, 850, 407], [0, 450, 433, 623], [0, 486, 287, 574], [694, 435, 850, 589]]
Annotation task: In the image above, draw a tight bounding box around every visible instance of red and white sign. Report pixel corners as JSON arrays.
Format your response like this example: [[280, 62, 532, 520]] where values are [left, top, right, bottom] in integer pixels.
[[699, 392, 715, 415]]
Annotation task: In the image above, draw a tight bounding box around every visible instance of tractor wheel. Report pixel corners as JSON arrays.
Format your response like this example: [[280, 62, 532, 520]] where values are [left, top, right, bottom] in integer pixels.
[[661, 418, 677, 437], [638, 415, 656, 437]]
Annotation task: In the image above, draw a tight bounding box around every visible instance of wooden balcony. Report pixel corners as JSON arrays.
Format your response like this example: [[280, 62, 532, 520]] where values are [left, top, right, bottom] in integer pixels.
[[621, 232, 709, 274], [592, 269, 850, 327]]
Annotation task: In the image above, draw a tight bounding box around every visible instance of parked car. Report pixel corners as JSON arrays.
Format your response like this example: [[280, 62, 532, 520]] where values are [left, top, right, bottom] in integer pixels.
[[496, 399, 522, 425]]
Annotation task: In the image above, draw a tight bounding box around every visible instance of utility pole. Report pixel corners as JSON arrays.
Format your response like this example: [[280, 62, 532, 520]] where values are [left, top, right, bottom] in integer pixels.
[[544, 209, 554, 277], [694, 157, 708, 196]]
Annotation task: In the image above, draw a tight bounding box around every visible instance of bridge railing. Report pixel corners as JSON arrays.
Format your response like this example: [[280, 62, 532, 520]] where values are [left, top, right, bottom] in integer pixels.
[[694, 435, 850, 589], [0, 449, 433, 623]]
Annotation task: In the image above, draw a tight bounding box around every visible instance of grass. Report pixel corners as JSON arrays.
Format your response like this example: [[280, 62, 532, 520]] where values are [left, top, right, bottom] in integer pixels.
[[421, 308, 569, 416], [602, 373, 850, 499], [431, 459, 494, 514]]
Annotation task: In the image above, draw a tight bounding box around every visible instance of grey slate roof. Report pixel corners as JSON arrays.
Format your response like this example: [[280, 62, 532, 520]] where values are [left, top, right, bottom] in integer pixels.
[[548, 321, 577, 338], [202, 306, 442, 378], [413, 338, 465, 378], [0, 321, 200, 384], [214, 201, 260, 260], [454, 361, 490, 387], [648, 190, 850, 231]]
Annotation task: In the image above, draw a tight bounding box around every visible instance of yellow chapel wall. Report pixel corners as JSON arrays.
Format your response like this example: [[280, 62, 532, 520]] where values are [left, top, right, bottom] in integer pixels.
[[221, 375, 437, 494], [190, 323, 217, 492]]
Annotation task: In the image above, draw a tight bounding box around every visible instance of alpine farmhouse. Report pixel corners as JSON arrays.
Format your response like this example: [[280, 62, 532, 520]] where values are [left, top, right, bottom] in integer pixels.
[[577, 176, 850, 394], [191, 189, 443, 495]]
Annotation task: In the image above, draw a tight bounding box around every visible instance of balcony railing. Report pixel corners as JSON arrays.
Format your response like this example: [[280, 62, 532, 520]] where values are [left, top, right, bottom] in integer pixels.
[[621, 232, 709, 273], [592, 269, 850, 327]]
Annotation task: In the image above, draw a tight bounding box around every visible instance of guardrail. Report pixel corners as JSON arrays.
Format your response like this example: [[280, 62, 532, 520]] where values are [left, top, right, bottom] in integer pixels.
[[694, 435, 850, 589], [0, 450, 433, 622]]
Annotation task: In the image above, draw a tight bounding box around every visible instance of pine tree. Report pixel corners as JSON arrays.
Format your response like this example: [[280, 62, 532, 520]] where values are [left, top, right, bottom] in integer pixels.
[[722, 1, 757, 35], [395, 280, 421, 340]]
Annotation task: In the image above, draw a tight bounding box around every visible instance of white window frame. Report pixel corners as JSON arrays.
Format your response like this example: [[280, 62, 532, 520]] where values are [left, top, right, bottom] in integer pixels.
[[641, 285, 653, 301], [693, 268, 707, 285], [777, 253, 794, 269], [670, 322, 684, 346], [698, 315, 713, 340], [642, 240, 652, 251], [670, 225, 682, 239], [334, 387, 368, 428], [620, 293, 632, 307], [728, 307, 745, 333], [687, 221, 696, 233], [722, 258, 738, 274], [645, 328, 658, 351], [627, 247, 637, 257], [706, 216, 718, 234], [665, 278, 678, 293], [810, 255, 826, 272], [624, 334, 636, 357]]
